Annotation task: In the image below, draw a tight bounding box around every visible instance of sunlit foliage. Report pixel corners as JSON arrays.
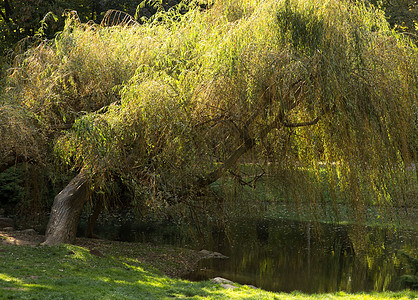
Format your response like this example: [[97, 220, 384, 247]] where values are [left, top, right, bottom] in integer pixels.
[[1, 0, 416, 223]]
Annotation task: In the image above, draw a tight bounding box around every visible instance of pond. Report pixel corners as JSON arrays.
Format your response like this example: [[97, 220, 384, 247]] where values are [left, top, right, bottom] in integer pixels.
[[183, 218, 417, 293], [86, 216, 417, 293]]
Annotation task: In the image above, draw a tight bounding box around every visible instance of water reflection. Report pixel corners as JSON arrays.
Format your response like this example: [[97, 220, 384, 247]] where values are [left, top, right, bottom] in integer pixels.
[[184, 219, 416, 293], [86, 215, 416, 293]]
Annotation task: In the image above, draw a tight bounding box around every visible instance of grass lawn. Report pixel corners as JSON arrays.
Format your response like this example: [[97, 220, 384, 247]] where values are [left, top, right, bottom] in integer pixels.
[[0, 232, 416, 299]]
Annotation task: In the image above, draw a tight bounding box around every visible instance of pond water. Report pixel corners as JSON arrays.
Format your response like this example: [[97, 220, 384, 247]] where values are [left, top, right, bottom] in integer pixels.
[[182, 219, 417, 293], [87, 216, 417, 293]]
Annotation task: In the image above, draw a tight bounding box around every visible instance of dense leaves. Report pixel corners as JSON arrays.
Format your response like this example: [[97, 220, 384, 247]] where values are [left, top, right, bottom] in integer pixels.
[[0, 0, 417, 228]]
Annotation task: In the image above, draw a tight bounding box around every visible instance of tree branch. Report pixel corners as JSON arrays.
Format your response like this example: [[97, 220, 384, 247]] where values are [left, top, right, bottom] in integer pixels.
[[194, 76, 324, 189], [93, 99, 120, 115], [283, 114, 321, 128], [195, 108, 324, 188], [50, 99, 121, 133], [196, 112, 284, 187]]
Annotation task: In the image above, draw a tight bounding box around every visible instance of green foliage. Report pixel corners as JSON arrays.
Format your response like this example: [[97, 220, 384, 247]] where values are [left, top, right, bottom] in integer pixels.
[[277, 0, 324, 56], [0, 164, 67, 228], [0, 165, 25, 205], [35, 12, 59, 38], [1, 0, 417, 223], [399, 251, 418, 290]]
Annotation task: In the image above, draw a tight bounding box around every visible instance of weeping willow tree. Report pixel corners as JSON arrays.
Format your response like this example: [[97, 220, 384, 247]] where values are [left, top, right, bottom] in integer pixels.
[[0, 0, 416, 245]]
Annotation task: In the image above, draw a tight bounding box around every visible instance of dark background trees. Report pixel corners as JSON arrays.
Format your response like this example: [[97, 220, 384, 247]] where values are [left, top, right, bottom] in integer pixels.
[[0, 0, 208, 56]]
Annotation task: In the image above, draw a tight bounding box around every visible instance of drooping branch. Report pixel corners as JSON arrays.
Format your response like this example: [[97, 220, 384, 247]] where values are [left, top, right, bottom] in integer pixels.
[[197, 136, 256, 187], [196, 104, 325, 188], [93, 99, 121, 115], [283, 114, 322, 128], [196, 112, 285, 187], [229, 169, 266, 188]]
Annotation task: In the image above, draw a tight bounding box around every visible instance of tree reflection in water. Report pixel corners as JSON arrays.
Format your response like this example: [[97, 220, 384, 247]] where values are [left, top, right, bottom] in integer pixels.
[[185, 219, 416, 293]]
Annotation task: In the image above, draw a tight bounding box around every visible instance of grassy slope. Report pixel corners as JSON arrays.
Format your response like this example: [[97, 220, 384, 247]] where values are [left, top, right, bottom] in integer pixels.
[[0, 242, 416, 300]]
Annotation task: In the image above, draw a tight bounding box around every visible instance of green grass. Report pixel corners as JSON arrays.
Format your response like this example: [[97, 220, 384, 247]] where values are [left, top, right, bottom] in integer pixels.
[[0, 243, 416, 299]]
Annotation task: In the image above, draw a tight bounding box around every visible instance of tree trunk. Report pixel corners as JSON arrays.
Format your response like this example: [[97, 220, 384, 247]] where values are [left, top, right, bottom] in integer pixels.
[[42, 170, 90, 246]]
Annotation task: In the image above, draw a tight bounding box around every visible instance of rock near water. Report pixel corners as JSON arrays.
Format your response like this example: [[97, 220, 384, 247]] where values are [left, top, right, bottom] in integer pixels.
[[211, 277, 258, 290], [199, 249, 229, 259], [211, 277, 238, 289]]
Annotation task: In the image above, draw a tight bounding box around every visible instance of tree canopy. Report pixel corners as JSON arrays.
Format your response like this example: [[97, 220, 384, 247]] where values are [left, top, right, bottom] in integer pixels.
[[0, 0, 417, 244]]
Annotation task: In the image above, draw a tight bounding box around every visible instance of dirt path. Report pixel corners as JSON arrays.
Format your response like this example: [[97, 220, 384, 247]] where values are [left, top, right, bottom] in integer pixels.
[[0, 230, 44, 246]]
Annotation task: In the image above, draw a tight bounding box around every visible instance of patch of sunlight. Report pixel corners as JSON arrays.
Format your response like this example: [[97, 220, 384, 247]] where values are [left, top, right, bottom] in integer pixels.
[[21, 283, 51, 290], [0, 273, 24, 283], [96, 277, 114, 284], [0, 274, 51, 292], [96, 272, 166, 288], [221, 289, 273, 299], [140, 279, 166, 288], [122, 260, 144, 271], [113, 279, 136, 286], [63, 244, 90, 261]]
